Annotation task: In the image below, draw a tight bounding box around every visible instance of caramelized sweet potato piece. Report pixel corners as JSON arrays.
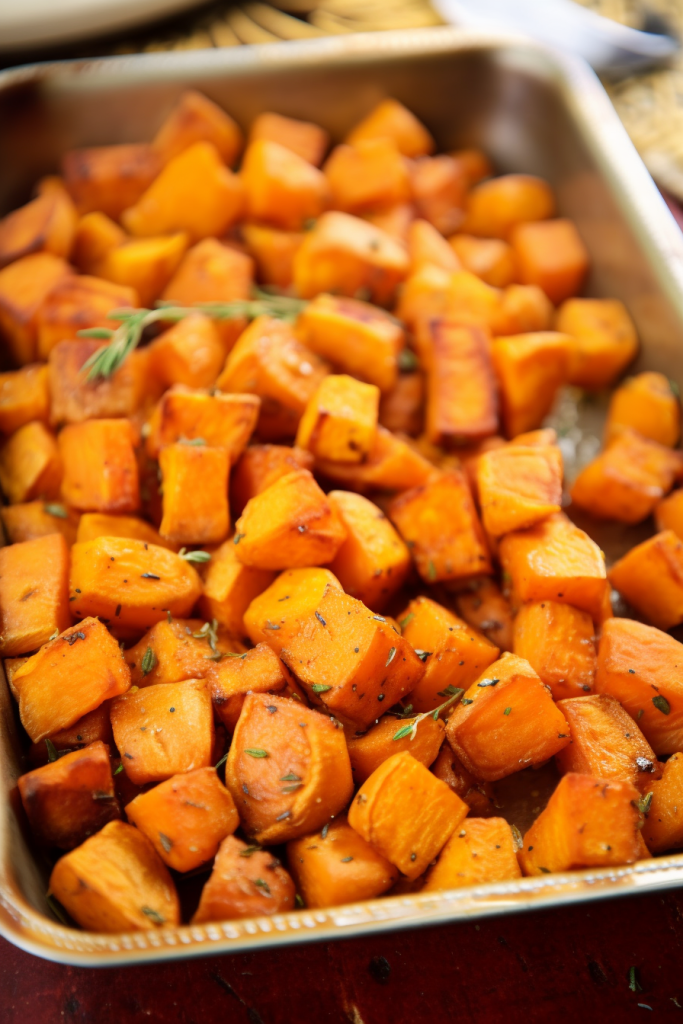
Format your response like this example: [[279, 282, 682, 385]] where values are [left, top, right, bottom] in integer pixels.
[[159, 443, 230, 545], [0, 500, 79, 547], [608, 531, 683, 631], [439, 270, 503, 332], [363, 203, 415, 243], [153, 90, 243, 166], [497, 284, 553, 336], [50, 819, 179, 932], [96, 233, 189, 308], [324, 139, 411, 213], [71, 211, 126, 273], [605, 372, 680, 447], [595, 618, 683, 756], [557, 298, 638, 390], [491, 332, 573, 438], [199, 538, 275, 639], [225, 693, 352, 843], [125, 616, 241, 688], [249, 111, 328, 167], [59, 418, 139, 514], [408, 219, 460, 273], [18, 740, 119, 849], [411, 155, 467, 236], [0, 188, 76, 270], [347, 712, 445, 785], [69, 536, 202, 632], [449, 234, 517, 288], [0, 533, 71, 659], [0, 364, 49, 435], [36, 275, 138, 361], [296, 374, 379, 463], [395, 263, 452, 331], [348, 751, 467, 879], [346, 99, 434, 158], [513, 600, 596, 700], [499, 513, 608, 619], [399, 596, 499, 713], [462, 174, 555, 239], [49, 340, 148, 426], [0, 252, 72, 365], [454, 579, 514, 653], [147, 314, 225, 390], [16, 617, 129, 742], [477, 444, 562, 537], [641, 752, 683, 853], [111, 679, 213, 785], [76, 512, 173, 550], [446, 652, 570, 781], [62, 143, 162, 218], [192, 834, 295, 922], [242, 224, 303, 290], [287, 816, 398, 908], [510, 219, 588, 304], [423, 817, 522, 890], [27, 702, 113, 767], [327, 490, 410, 611], [126, 767, 239, 872], [519, 773, 641, 875], [241, 139, 329, 230], [0, 421, 62, 505], [450, 148, 493, 185], [233, 469, 346, 570], [378, 372, 424, 437], [315, 425, 434, 494], [146, 388, 259, 462], [430, 745, 496, 817], [210, 642, 300, 732], [389, 470, 492, 584], [655, 489, 683, 540], [231, 444, 314, 518]]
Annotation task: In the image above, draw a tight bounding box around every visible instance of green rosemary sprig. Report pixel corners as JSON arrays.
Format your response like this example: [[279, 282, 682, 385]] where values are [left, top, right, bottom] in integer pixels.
[[391, 685, 464, 742]]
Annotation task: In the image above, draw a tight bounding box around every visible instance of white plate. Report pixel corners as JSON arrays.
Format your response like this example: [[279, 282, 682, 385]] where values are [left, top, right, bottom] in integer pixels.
[[0, 0, 210, 51]]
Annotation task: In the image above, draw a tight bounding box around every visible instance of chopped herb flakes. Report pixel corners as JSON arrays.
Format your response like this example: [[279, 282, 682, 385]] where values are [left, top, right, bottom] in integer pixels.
[[478, 677, 500, 688], [653, 695, 671, 715], [141, 646, 157, 677], [311, 684, 332, 693], [158, 833, 173, 853], [178, 548, 211, 563], [245, 748, 268, 758], [385, 647, 396, 667], [239, 845, 262, 857], [141, 906, 165, 924], [45, 503, 68, 518]]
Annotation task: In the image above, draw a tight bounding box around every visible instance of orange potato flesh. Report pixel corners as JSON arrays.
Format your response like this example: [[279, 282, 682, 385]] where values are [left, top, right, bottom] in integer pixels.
[[608, 530, 683, 631], [76, 512, 175, 550], [49, 340, 148, 428], [315, 425, 434, 495], [408, 219, 460, 273], [462, 174, 555, 239], [454, 579, 515, 653], [147, 314, 226, 391], [0, 364, 49, 435], [36, 275, 138, 361], [159, 443, 230, 546], [556, 298, 638, 390], [497, 284, 553, 336], [411, 155, 467, 236], [146, 387, 259, 462], [0, 420, 62, 505], [450, 148, 493, 185], [62, 143, 162, 218], [363, 203, 415, 244], [295, 374, 380, 464], [378, 372, 424, 438], [192, 834, 295, 923], [241, 139, 330, 231], [655, 489, 683, 540], [27, 702, 113, 767], [0, 252, 72, 365], [477, 444, 562, 537], [210, 642, 302, 732], [125, 617, 243, 688], [345, 99, 435, 158], [324, 139, 411, 214], [510, 218, 588, 304], [641, 752, 683, 853], [0, 188, 76, 270], [430, 745, 496, 817], [58, 418, 139, 514], [605, 372, 680, 447], [0, 533, 71, 659], [491, 332, 573, 439], [71, 212, 126, 273], [230, 444, 314, 519], [249, 111, 328, 167], [95, 233, 189, 308], [199, 537, 275, 640], [153, 89, 243, 167], [242, 224, 303, 290], [0, 500, 79, 547], [513, 600, 596, 701], [347, 712, 445, 785], [225, 693, 353, 843], [449, 234, 517, 288], [423, 817, 522, 891]]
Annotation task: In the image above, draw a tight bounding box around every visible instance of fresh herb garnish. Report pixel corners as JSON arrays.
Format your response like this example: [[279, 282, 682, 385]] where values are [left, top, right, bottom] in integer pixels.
[[392, 687, 464, 741], [44, 503, 67, 519], [652, 695, 671, 715], [311, 684, 332, 693], [179, 548, 211, 563], [239, 845, 262, 858], [385, 647, 396, 667], [628, 966, 643, 992], [158, 833, 173, 853], [141, 906, 165, 924], [141, 646, 157, 677], [113, 763, 124, 775], [245, 748, 269, 758], [637, 792, 653, 815]]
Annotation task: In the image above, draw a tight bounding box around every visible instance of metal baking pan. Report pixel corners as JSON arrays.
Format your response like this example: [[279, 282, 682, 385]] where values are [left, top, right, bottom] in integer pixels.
[[2, 26, 683, 966]]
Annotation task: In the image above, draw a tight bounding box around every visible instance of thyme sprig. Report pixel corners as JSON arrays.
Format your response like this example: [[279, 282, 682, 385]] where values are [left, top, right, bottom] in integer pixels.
[[79, 290, 309, 382], [390, 685, 464, 741]]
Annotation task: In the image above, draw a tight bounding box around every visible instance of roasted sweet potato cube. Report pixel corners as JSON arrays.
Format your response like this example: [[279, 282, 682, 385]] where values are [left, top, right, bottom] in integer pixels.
[[146, 388, 259, 462], [497, 284, 553, 336], [122, 142, 244, 243], [324, 139, 411, 213], [641, 752, 683, 853], [454, 579, 514, 653], [230, 444, 314, 518], [557, 298, 638, 390], [462, 174, 555, 239], [111, 679, 213, 785], [126, 767, 238, 872], [348, 751, 467, 879], [62, 143, 162, 218], [242, 224, 303, 290], [477, 444, 562, 537], [192, 834, 295, 922], [411, 155, 467, 236], [423, 817, 522, 890], [293, 212, 409, 306], [159, 443, 229, 546], [125, 617, 241, 688], [430, 745, 496, 817], [0, 533, 71, 659], [519, 773, 641, 875], [49, 340, 147, 426], [217, 316, 329, 441], [225, 693, 352, 843], [50, 819, 179, 932], [346, 99, 434, 157], [378, 372, 424, 437], [27, 702, 113, 766], [16, 617, 129, 741], [209, 642, 300, 731], [0, 364, 49, 434], [446, 652, 570, 782], [437, 270, 503, 332], [76, 512, 173, 550], [396, 263, 452, 331], [408, 218, 460, 273], [296, 293, 402, 394], [71, 212, 126, 273], [347, 712, 444, 785], [605, 372, 680, 447], [145, 313, 225, 391], [296, 374, 379, 464], [418, 319, 498, 446], [327, 490, 410, 612], [287, 816, 397, 908], [244, 568, 423, 728], [389, 470, 492, 584], [97, 233, 189, 308], [510, 219, 588, 304], [4, 655, 29, 701], [595, 617, 683, 756], [241, 139, 329, 231], [513, 600, 596, 700], [59, 418, 139, 514], [153, 90, 243, 166], [499, 513, 608, 619], [249, 111, 328, 166], [0, 421, 61, 505], [199, 538, 275, 640], [608, 531, 683, 631], [491, 332, 573, 438], [556, 693, 661, 792], [364, 203, 414, 243], [37, 273, 138, 361], [312, 425, 435, 494], [69, 536, 202, 632], [399, 596, 499, 713], [0, 252, 72, 365], [0, 500, 79, 547], [18, 740, 119, 849], [655, 489, 683, 539], [449, 234, 517, 288], [0, 188, 76, 270], [234, 469, 346, 570], [450, 148, 493, 185]]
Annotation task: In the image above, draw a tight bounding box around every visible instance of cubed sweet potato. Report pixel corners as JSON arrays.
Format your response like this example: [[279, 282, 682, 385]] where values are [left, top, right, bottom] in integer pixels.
[[0, 252, 72, 365], [363, 203, 415, 244], [230, 444, 314, 518], [454, 579, 514, 653], [605, 372, 680, 447], [608, 530, 683, 631], [192, 834, 295, 922], [0, 188, 76, 270], [0, 364, 49, 434], [147, 314, 225, 390], [497, 284, 553, 336], [347, 712, 445, 785], [449, 234, 517, 288], [75, 512, 173, 550], [423, 817, 522, 890], [0, 500, 79, 547], [153, 90, 243, 166], [59, 418, 139, 514], [295, 374, 379, 464], [249, 111, 328, 167], [655, 489, 683, 540], [409, 219, 460, 273], [510, 219, 588, 304], [314, 425, 434, 494], [513, 600, 596, 700], [49, 340, 148, 426], [27, 701, 114, 767], [378, 372, 424, 437], [0, 533, 71, 659], [62, 143, 162, 218], [0, 421, 62, 505], [199, 538, 275, 640], [450, 148, 493, 185], [159, 443, 230, 546], [210, 642, 301, 732], [557, 298, 638, 390], [411, 155, 467, 236], [125, 616, 241, 688], [346, 99, 434, 158], [324, 139, 411, 213], [641, 752, 683, 853], [241, 139, 330, 230], [71, 212, 126, 274], [96, 233, 189, 308], [462, 174, 555, 239], [146, 387, 259, 463], [430, 745, 496, 817], [477, 444, 563, 537], [242, 224, 303, 290], [491, 332, 573, 438], [36, 275, 138, 361]]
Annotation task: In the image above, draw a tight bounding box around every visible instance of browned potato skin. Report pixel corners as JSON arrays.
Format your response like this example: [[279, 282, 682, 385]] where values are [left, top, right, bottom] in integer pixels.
[[192, 834, 295, 923]]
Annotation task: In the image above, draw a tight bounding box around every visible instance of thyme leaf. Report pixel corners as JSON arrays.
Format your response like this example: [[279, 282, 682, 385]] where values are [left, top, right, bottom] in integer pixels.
[[179, 548, 211, 563], [392, 687, 464, 741]]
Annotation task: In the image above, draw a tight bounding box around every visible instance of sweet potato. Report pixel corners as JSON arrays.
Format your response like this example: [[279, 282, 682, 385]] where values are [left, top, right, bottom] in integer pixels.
[[477, 444, 562, 537], [499, 513, 608, 619], [518, 773, 641, 875], [510, 219, 588, 304], [126, 766, 239, 872], [608, 530, 683, 631], [153, 90, 243, 166], [595, 617, 683, 756], [249, 111, 328, 167], [450, 148, 493, 185], [296, 374, 379, 463], [497, 284, 553, 335], [449, 234, 517, 288], [49, 340, 148, 426], [513, 600, 596, 700], [225, 692, 352, 843], [363, 204, 415, 244], [378, 372, 424, 437], [147, 314, 225, 390], [556, 693, 661, 792], [0, 533, 71, 659], [324, 139, 411, 213], [605, 372, 680, 447], [423, 817, 522, 890], [0, 500, 79, 547], [18, 740, 119, 849], [69, 536, 202, 632], [125, 616, 241, 688], [315, 425, 434, 494], [16, 617, 129, 742], [242, 224, 303, 289], [346, 99, 434, 158], [395, 263, 452, 332], [462, 174, 555, 239], [327, 490, 411, 611], [146, 387, 259, 463], [556, 298, 638, 390], [408, 219, 460, 273], [0, 188, 76, 270], [241, 139, 330, 231], [0, 421, 62, 505], [49, 819, 179, 932], [454, 579, 514, 653], [287, 816, 398, 908], [430, 745, 496, 817], [293, 211, 409, 306], [0, 364, 49, 434], [655, 489, 683, 540], [348, 751, 467, 880], [210, 642, 301, 732], [388, 470, 492, 584], [438, 270, 503, 332], [641, 752, 683, 853], [111, 678, 213, 785], [59, 418, 139, 514], [62, 143, 162, 218], [36, 275, 138, 361], [347, 712, 445, 785], [76, 512, 173, 550], [199, 538, 275, 639], [71, 212, 126, 273], [230, 444, 314, 518], [411, 155, 467, 236], [192, 834, 295, 922], [159, 443, 230, 546], [491, 332, 573, 438], [399, 596, 499, 713], [0, 252, 72, 365], [96, 233, 189, 307], [233, 469, 346, 570]]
